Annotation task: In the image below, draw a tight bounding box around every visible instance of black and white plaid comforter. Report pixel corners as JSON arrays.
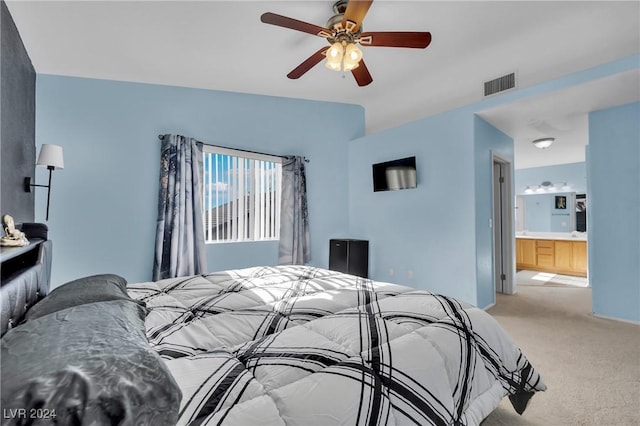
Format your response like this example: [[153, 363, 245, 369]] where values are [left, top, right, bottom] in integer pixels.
[[128, 265, 545, 426]]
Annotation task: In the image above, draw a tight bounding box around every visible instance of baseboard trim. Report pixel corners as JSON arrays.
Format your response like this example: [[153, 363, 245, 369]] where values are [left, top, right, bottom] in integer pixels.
[[483, 302, 496, 311], [592, 313, 640, 325]]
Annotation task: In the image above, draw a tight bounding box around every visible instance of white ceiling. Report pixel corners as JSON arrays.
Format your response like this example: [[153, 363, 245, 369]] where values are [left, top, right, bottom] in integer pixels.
[[479, 68, 640, 169], [6, 1, 640, 169]]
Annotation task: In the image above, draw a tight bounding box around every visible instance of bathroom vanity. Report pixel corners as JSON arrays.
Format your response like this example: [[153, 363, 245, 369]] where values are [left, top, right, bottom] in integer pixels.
[[516, 233, 587, 277]]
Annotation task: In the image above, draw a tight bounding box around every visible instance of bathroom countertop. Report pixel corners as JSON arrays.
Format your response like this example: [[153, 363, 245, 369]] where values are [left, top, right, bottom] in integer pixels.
[[516, 232, 587, 241]]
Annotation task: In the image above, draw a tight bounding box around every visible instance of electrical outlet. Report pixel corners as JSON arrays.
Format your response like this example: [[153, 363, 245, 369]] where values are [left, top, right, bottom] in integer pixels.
[[389, 268, 394, 277], [407, 270, 414, 279]]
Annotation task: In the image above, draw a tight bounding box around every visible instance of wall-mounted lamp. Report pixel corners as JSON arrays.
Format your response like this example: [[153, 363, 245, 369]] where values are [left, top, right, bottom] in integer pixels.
[[24, 144, 64, 221], [532, 137, 555, 149]]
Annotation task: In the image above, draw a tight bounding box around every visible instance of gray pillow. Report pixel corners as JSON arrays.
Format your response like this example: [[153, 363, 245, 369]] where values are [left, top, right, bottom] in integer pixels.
[[1, 299, 181, 425], [25, 274, 143, 321]]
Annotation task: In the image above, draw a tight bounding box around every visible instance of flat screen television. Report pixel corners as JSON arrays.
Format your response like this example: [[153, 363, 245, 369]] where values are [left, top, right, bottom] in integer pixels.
[[372, 156, 417, 192]]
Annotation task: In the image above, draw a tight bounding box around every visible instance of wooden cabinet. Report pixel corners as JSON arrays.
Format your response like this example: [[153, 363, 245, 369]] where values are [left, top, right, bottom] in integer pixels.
[[552, 241, 587, 275], [516, 238, 587, 277], [536, 240, 555, 269], [571, 241, 587, 275], [554, 241, 572, 271], [516, 239, 536, 268]]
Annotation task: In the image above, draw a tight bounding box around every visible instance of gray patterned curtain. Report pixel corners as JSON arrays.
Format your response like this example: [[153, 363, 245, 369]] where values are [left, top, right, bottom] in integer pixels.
[[153, 134, 207, 280], [278, 156, 310, 265]]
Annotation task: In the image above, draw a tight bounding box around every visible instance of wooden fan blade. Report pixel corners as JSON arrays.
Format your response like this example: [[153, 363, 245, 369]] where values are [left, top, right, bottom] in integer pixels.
[[342, 0, 373, 33], [287, 47, 329, 79], [359, 32, 432, 48], [261, 12, 332, 38], [352, 59, 373, 87]]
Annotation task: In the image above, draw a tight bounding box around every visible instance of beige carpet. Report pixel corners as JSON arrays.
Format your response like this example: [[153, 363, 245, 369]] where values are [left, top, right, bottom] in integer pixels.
[[483, 285, 640, 426]]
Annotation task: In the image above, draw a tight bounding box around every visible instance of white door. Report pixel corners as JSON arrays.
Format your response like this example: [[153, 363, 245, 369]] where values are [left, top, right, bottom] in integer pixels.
[[492, 154, 515, 295]]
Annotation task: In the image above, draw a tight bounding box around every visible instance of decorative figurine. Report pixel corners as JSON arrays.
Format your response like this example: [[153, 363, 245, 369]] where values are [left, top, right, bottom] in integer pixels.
[[1, 215, 29, 247]]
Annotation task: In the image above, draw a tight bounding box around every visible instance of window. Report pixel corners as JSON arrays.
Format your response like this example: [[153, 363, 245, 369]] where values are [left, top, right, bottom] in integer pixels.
[[202, 146, 282, 243]]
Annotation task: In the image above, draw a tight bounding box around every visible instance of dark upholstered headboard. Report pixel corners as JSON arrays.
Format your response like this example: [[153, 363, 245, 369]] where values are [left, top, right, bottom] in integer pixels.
[[0, 223, 51, 336]]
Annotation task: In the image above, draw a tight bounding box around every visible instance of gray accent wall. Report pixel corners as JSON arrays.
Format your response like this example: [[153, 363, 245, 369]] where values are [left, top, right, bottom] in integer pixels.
[[1, 0, 36, 223]]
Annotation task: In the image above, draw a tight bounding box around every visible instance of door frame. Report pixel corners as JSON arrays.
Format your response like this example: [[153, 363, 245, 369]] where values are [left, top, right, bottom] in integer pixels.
[[491, 152, 515, 295]]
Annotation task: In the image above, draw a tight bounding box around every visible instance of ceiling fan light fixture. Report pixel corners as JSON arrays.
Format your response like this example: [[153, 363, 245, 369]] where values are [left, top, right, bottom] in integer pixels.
[[325, 58, 343, 71], [261, 2, 432, 87], [325, 41, 344, 70], [345, 43, 362, 62], [532, 137, 555, 149], [342, 60, 360, 71], [327, 42, 343, 59], [325, 41, 362, 72], [342, 43, 362, 71]]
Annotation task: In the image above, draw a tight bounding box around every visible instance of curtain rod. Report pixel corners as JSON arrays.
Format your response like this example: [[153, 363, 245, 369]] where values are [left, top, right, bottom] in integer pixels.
[[158, 134, 309, 163]]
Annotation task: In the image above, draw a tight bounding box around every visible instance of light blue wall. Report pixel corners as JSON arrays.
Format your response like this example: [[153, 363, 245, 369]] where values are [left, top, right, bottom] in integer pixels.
[[515, 162, 587, 194], [588, 102, 640, 323], [344, 111, 511, 308], [347, 110, 478, 304], [346, 54, 638, 310], [34, 54, 639, 323], [35, 75, 364, 287], [474, 116, 514, 309]]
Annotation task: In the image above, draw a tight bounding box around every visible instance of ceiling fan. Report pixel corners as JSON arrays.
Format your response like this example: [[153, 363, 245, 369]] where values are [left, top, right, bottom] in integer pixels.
[[260, 0, 432, 87]]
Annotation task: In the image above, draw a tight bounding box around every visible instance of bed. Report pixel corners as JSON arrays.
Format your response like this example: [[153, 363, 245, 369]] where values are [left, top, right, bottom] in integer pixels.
[[1, 264, 546, 425]]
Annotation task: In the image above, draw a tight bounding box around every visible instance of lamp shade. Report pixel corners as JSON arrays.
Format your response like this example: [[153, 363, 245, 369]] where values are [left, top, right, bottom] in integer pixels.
[[532, 138, 554, 149], [342, 44, 362, 71], [325, 42, 344, 71], [326, 42, 343, 60], [36, 144, 64, 169]]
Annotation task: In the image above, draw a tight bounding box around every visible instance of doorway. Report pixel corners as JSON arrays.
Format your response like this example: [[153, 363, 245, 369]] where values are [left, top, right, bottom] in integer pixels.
[[492, 153, 515, 294]]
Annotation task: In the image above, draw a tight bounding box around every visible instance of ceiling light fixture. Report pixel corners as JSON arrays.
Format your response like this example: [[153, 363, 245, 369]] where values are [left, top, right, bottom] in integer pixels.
[[325, 40, 362, 72], [343, 43, 363, 70], [325, 42, 343, 71], [261, 0, 431, 86], [532, 137, 555, 149], [521, 181, 572, 194]]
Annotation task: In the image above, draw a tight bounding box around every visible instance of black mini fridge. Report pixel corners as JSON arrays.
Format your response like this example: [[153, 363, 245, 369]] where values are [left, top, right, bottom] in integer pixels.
[[329, 239, 369, 278]]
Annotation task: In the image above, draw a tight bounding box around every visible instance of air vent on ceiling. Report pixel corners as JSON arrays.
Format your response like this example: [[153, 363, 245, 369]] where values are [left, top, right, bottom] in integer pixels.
[[484, 72, 516, 97]]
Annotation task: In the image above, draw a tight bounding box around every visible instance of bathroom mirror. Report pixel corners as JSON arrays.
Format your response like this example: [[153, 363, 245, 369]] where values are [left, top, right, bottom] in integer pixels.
[[515, 192, 586, 232]]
